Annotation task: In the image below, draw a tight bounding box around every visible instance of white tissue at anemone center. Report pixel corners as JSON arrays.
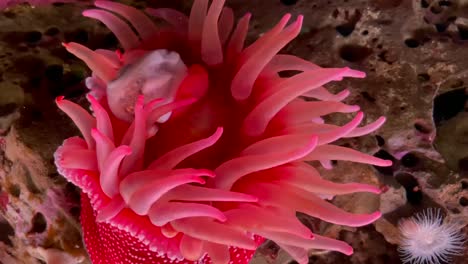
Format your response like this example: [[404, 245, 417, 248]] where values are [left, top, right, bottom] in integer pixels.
[[105, 49, 188, 122]]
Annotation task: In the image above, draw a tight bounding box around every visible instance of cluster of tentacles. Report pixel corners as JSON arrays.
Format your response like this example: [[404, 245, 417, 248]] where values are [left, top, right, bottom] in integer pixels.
[[54, 1, 391, 263]]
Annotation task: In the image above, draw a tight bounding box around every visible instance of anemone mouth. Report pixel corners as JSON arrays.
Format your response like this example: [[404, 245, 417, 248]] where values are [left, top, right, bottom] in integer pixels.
[[55, 1, 391, 263]]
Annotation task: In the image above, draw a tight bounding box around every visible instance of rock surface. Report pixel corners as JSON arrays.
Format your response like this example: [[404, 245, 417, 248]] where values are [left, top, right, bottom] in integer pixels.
[[0, 1, 467, 264]]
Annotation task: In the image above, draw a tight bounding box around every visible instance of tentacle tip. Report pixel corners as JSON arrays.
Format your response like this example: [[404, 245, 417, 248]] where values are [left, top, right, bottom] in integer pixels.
[[382, 159, 393, 167], [380, 185, 389, 193], [121, 145, 133, 155], [295, 14, 304, 24], [282, 13, 292, 20], [55, 96, 65, 103], [345, 247, 354, 256], [371, 211, 382, 220], [61, 42, 69, 48], [82, 10, 93, 17], [350, 105, 360, 111]]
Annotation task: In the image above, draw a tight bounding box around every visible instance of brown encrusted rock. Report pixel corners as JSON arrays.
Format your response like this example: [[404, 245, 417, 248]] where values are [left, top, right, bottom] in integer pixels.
[[0, 128, 88, 264]]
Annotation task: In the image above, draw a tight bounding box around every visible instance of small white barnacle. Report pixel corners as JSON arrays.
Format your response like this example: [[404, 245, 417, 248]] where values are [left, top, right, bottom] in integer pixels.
[[106, 49, 188, 122], [398, 208, 466, 264]]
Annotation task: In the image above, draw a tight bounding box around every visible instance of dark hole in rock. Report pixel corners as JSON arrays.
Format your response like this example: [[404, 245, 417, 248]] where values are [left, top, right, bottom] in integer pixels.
[[336, 23, 355, 37], [435, 23, 449, 32], [417, 73, 430, 82], [457, 25, 468, 40], [459, 197, 468, 206], [372, 0, 403, 8], [28, 76, 42, 89], [70, 206, 80, 218], [395, 173, 423, 205], [13, 55, 45, 77], [103, 32, 119, 49], [362, 30, 369, 35], [24, 166, 41, 194], [438, 0, 452, 7], [447, 16, 457, 22], [414, 121, 432, 134], [30, 213, 47, 233], [339, 44, 372, 62], [433, 88, 467, 126], [24, 31, 42, 43], [0, 221, 14, 246], [401, 153, 419, 167], [430, 5, 443, 14], [0, 103, 18, 117], [24, 107, 43, 123], [45, 64, 64, 82], [361, 91, 376, 102], [8, 185, 20, 198], [421, 0, 429, 8], [373, 150, 398, 175], [375, 135, 385, 146], [60, 72, 87, 98], [461, 180, 468, 189], [65, 182, 81, 203], [3, 11, 16, 19], [404, 38, 419, 48], [45, 27, 60, 36], [332, 9, 339, 18], [65, 29, 89, 44], [280, 0, 298, 5], [458, 157, 468, 177]]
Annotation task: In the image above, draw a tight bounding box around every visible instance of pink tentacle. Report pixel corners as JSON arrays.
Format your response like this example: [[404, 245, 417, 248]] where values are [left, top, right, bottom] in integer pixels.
[[188, 0, 208, 47], [261, 54, 320, 77], [148, 202, 227, 226], [56, 96, 96, 149], [304, 144, 392, 166], [218, 7, 234, 45], [59, 149, 97, 171], [100, 145, 132, 197], [95, 0, 157, 40], [179, 235, 204, 261], [87, 94, 114, 141], [303, 87, 351, 102], [91, 129, 115, 171], [83, 9, 140, 50], [120, 96, 146, 175], [269, 163, 382, 195], [201, 0, 225, 65], [163, 185, 258, 202], [62, 42, 117, 83], [148, 127, 223, 170], [214, 136, 317, 190], [120, 169, 215, 215], [226, 13, 251, 63], [145, 8, 188, 32], [171, 217, 256, 250], [243, 67, 364, 136], [96, 195, 125, 222], [231, 15, 303, 101]]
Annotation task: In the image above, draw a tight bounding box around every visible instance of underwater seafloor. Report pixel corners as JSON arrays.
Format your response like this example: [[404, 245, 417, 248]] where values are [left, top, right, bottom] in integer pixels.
[[0, 0, 467, 263]]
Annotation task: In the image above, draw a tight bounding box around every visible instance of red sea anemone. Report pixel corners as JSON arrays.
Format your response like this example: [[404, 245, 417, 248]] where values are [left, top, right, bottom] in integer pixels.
[[54, 1, 392, 263]]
